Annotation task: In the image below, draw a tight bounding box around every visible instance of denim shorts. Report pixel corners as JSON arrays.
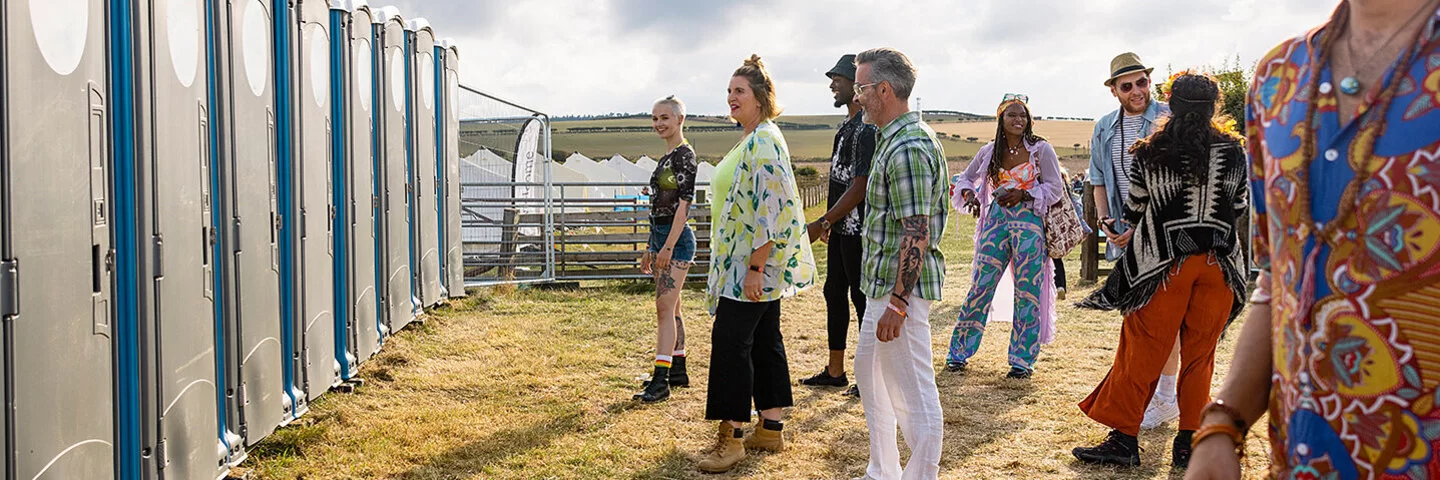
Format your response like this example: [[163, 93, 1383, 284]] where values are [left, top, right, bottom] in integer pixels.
[[648, 217, 696, 263]]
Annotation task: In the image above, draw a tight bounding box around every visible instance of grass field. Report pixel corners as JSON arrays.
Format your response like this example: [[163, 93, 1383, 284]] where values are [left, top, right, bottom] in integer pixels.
[[541, 115, 1093, 164], [243, 203, 1274, 479]]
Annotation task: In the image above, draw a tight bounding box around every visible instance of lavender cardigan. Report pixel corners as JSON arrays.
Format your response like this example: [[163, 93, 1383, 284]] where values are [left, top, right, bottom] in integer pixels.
[[951, 140, 1065, 344]]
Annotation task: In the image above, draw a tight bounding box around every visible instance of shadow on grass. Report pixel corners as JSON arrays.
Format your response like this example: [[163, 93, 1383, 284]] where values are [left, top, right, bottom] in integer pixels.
[[938, 374, 1035, 466], [394, 400, 641, 479], [626, 446, 691, 480], [1066, 461, 1174, 479]]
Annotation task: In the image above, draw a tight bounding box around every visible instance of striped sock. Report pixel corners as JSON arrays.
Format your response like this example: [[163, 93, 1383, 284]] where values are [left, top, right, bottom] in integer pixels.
[[655, 354, 673, 368], [673, 349, 685, 358]]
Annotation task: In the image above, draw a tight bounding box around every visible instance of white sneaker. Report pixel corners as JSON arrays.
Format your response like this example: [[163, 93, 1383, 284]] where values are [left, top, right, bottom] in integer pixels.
[[1140, 396, 1180, 429]]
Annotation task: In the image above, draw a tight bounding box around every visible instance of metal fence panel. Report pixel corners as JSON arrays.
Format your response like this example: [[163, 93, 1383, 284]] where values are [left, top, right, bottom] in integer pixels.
[[455, 85, 554, 287]]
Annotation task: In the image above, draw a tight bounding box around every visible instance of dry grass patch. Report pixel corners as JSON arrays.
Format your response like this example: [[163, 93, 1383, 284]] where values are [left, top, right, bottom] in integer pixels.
[[246, 206, 1273, 479]]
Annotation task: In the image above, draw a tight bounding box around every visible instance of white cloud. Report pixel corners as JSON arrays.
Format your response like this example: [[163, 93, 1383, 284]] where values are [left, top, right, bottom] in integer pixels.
[[383, 0, 1336, 117]]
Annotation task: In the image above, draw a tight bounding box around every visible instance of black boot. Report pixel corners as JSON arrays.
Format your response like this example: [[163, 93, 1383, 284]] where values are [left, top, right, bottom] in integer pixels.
[[634, 366, 670, 403], [669, 356, 689, 387], [1173, 430, 1194, 469], [1073, 429, 1141, 467]]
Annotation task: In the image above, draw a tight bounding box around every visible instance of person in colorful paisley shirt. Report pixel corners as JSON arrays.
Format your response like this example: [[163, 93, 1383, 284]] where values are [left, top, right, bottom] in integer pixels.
[[1188, 1, 1440, 478]]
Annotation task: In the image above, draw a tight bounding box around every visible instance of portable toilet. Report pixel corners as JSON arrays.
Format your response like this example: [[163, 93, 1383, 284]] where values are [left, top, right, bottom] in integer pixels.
[[0, 0, 117, 477], [437, 39, 465, 297], [212, 0, 289, 449], [373, 6, 416, 332], [131, 0, 229, 476], [290, 0, 339, 406], [405, 18, 442, 308], [328, 0, 382, 379]]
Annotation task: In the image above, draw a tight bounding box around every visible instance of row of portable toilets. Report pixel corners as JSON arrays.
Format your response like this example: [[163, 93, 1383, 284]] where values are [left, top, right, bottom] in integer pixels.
[[0, 0, 470, 478]]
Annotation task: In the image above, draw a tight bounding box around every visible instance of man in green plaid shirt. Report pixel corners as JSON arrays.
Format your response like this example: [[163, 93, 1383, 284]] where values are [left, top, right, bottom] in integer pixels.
[[850, 47, 948, 479]]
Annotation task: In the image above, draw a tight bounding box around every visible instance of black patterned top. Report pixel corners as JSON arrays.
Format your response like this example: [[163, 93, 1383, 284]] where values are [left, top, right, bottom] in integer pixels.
[[647, 143, 697, 219], [1079, 142, 1249, 321], [828, 113, 877, 235]]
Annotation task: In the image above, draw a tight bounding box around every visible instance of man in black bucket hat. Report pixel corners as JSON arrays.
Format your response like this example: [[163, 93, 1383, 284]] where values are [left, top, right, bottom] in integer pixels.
[[799, 54, 877, 399]]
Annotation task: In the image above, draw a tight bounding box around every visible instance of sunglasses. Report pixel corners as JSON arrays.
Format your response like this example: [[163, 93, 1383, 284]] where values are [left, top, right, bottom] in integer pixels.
[[1117, 77, 1150, 93], [1002, 93, 1029, 103], [853, 82, 879, 96]]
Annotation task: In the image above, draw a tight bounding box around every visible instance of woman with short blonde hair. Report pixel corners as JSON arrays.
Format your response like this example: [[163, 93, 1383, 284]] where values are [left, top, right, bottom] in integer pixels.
[[632, 95, 698, 403]]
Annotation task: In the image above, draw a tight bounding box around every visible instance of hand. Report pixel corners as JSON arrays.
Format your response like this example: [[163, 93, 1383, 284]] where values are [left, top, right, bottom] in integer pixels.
[[639, 251, 654, 275], [876, 300, 906, 342], [807, 221, 826, 244], [743, 270, 764, 301], [1184, 434, 1241, 480], [963, 191, 981, 217], [656, 247, 673, 272], [820, 228, 831, 244], [996, 188, 1028, 208], [1101, 218, 1134, 249], [1112, 230, 1134, 249]]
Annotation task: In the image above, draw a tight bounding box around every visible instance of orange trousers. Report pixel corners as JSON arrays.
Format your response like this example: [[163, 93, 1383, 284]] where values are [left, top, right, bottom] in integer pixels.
[[1079, 255, 1234, 436]]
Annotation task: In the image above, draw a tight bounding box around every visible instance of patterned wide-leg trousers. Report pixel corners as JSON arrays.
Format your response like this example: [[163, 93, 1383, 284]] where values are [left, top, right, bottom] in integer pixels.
[[947, 203, 1045, 371]]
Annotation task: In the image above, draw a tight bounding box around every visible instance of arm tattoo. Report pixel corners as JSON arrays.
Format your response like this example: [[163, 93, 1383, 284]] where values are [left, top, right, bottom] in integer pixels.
[[896, 216, 929, 298]]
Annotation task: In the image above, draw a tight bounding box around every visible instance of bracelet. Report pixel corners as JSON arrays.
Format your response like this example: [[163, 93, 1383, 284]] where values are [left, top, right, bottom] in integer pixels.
[[891, 292, 909, 306], [1192, 423, 1246, 459], [1201, 399, 1248, 431], [748, 265, 762, 273], [818, 217, 832, 230], [885, 302, 907, 318]]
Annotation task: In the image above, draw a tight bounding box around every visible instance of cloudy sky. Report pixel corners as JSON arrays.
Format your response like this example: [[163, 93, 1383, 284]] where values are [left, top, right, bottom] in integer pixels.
[[385, 0, 1336, 118]]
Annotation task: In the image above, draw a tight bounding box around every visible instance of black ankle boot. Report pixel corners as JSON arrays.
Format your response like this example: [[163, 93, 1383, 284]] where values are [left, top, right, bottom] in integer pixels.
[[669, 356, 689, 387], [634, 366, 670, 403], [1173, 430, 1194, 469], [1073, 429, 1141, 467]]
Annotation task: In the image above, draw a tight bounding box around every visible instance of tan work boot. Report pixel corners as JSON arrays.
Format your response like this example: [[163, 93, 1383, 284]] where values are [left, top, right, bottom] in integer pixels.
[[744, 420, 784, 452], [697, 422, 746, 473]]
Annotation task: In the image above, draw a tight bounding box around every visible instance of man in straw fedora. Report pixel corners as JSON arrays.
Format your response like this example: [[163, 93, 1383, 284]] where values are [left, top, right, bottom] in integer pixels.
[[1086, 52, 1179, 433]]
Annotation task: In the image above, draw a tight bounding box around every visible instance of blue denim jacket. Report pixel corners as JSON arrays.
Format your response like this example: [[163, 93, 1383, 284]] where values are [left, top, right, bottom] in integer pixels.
[[1087, 101, 1169, 260]]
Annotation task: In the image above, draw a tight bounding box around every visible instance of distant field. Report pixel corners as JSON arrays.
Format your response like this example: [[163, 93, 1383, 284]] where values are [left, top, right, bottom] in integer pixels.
[[930, 120, 1096, 152], [540, 115, 1093, 165]]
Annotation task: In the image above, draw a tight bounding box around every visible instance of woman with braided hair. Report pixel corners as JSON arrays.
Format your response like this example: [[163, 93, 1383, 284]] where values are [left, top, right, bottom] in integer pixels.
[[945, 94, 1065, 380], [1071, 72, 1249, 469], [1188, 1, 1440, 478]]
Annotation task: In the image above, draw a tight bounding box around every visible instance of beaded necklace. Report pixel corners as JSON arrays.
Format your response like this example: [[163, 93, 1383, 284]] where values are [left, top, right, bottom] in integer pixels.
[[1291, 2, 1439, 317]]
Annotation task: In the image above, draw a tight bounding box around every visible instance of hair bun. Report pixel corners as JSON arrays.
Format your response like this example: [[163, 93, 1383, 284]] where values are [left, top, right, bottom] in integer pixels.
[[744, 54, 764, 69]]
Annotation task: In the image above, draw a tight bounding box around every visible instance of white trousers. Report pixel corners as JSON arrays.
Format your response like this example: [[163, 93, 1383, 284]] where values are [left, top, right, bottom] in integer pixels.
[[856, 296, 943, 480]]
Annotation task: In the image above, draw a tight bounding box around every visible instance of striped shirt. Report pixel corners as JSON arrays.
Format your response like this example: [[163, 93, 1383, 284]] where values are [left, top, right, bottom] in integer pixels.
[[860, 111, 948, 301], [1110, 113, 1144, 200]]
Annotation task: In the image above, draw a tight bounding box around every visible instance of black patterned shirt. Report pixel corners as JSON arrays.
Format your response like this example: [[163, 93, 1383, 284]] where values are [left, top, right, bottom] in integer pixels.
[[828, 113, 877, 235], [647, 143, 697, 219]]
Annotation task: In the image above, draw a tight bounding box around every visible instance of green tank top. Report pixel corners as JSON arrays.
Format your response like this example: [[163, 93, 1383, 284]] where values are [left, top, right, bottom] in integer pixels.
[[710, 144, 742, 221]]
